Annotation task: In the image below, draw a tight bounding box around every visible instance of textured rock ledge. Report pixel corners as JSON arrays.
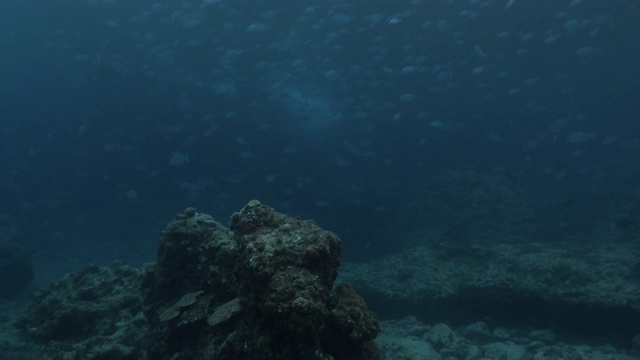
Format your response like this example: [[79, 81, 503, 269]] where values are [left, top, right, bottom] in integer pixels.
[[13, 201, 380, 360], [375, 316, 640, 360], [339, 239, 640, 346]]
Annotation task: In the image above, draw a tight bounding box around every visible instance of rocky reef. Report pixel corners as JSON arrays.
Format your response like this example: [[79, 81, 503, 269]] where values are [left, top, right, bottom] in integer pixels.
[[13, 261, 149, 357], [13, 200, 380, 360]]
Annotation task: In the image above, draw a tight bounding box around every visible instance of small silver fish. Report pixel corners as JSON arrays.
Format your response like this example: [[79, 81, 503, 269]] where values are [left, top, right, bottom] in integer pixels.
[[169, 152, 190, 166], [566, 131, 596, 144]]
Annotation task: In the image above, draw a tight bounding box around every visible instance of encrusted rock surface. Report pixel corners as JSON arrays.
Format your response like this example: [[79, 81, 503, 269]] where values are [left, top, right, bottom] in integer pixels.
[[13, 201, 380, 360], [151, 207, 238, 305], [14, 261, 149, 359], [231, 199, 342, 337], [211, 199, 378, 359]]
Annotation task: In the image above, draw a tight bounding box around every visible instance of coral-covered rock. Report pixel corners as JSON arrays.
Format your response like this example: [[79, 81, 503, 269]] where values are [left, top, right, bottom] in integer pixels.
[[152, 207, 237, 304], [217, 200, 376, 359], [325, 284, 381, 359], [13, 261, 149, 359], [231, 200, 341, 316]]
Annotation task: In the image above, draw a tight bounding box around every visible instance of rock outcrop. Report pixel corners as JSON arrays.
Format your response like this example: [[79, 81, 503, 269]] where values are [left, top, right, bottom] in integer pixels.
[[14, 201, 380, 360]]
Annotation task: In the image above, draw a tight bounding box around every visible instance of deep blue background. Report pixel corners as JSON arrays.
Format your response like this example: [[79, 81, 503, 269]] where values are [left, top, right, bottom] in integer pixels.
[[1, 0, 638, 278]]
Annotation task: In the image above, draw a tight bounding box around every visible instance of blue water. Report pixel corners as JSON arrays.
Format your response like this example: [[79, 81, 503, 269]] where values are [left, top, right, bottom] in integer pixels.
[[1, 0, 638, 274]]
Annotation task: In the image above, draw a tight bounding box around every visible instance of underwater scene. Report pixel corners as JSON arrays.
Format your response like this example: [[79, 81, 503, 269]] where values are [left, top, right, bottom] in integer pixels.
[[1, 0, 639, 359]]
